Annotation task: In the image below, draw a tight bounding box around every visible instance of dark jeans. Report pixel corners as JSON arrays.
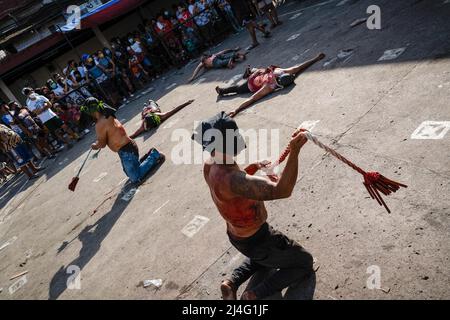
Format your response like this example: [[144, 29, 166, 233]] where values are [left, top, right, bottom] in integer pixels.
[[220, 80, 251, 95], [228, 223, 313, 299], [117, 140, 160, 184]]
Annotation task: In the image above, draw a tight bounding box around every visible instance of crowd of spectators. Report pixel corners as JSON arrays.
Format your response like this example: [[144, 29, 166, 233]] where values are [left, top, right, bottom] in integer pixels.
[[0, 0, 278, 184]]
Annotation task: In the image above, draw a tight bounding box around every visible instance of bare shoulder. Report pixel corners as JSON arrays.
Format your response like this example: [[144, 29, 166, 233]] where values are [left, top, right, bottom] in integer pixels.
[[95, 118, 105, 128], [95, 117, 110, 133], [228, 169, 277, 201]]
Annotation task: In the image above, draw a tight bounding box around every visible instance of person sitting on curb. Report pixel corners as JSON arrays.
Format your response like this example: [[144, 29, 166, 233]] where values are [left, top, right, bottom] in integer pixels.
[[215, 53, 325, 117], [188, 48, 248, 83]]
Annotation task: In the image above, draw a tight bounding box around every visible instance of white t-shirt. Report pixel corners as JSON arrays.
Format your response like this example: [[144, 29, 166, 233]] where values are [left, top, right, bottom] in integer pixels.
[[26, 94, 57, 123], [131, 41, 143, 54], [53, 84, 65, 96], [78, 66, 87, 78], [70, 66, 87, 79]]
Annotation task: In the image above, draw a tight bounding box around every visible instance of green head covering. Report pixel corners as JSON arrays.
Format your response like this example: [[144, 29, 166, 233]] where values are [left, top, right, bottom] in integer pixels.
[[80, 97, 104, 115], [81, 97, 116, 118]]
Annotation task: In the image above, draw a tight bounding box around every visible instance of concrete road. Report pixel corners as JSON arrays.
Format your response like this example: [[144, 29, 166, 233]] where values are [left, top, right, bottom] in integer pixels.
[[0, 0, 449, 300]]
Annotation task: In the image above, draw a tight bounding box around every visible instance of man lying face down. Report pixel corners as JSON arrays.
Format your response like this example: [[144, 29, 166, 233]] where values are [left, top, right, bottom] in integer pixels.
[[193, 111, 314, 300]]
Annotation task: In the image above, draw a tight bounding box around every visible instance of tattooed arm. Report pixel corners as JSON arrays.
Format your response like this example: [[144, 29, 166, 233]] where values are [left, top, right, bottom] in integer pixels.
[[229, 129, 308, 201]]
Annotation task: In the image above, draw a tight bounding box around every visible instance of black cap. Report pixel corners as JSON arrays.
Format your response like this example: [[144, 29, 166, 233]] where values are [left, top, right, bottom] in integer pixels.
[[192, 111, 246, 156]]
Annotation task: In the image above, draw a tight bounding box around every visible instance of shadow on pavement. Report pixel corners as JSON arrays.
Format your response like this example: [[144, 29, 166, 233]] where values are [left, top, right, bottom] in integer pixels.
[[48, 186, 132, 300], [48, 153, 165, 299]]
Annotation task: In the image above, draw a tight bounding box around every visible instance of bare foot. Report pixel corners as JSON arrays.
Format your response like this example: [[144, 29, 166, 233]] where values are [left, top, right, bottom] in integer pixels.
[[221, 280, 237, 300], [241, 290, 257, 300]]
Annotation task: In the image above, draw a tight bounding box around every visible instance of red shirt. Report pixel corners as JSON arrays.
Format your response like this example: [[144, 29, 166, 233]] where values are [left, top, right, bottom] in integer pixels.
[[178, 10, 194, 28], [155, 19, 173, 34]]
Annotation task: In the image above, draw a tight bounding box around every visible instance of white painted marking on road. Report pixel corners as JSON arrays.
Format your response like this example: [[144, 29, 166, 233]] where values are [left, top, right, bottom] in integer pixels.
[[121, 188, 139, 202], [120, 118, 126, 122], [142, 87, 154, 95], [0, 236, 18, 252], [165, 83, 177, 90], [411, 121, 450, 139], [323, 57, 337, 67], [181, 215, 210, 238], [153, 200, 170, 214], [299, 120, 321, 131], [287, 33, 301, 41], [290, 12, 302, 20], [194, 77, 207, 86], [378, 48, 406, 61], [9, 275, 27, 295], [93, 172, 108, 183], [162, 118, 180, 129]]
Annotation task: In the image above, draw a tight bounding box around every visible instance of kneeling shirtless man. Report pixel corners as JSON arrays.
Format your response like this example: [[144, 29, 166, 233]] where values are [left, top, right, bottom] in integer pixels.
[[81, 97, 164, 184], [193, 112, 314, 300]]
